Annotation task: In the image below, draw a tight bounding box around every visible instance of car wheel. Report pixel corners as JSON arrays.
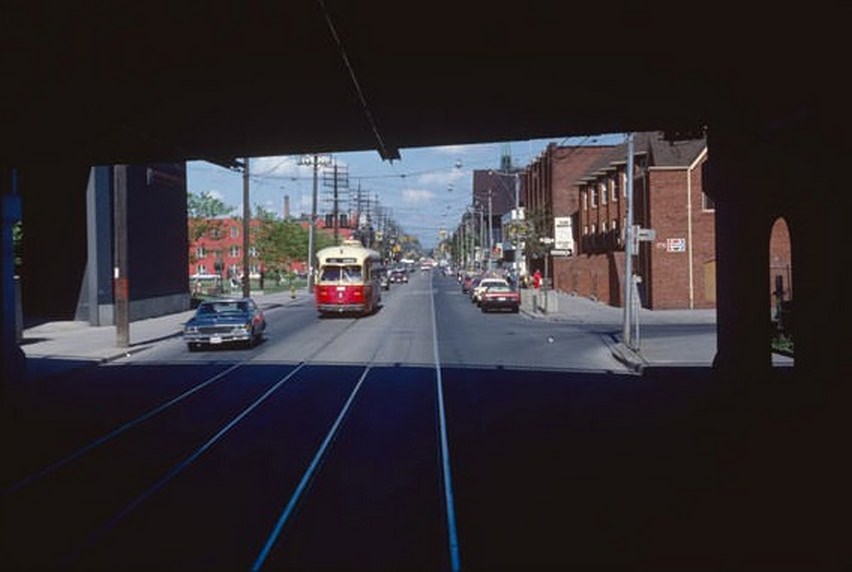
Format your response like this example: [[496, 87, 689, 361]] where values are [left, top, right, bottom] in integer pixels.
[[512, 306, 520, 313]]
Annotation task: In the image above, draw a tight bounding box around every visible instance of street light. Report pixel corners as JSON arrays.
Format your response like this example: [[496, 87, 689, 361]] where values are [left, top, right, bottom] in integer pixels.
[[488, 168, 524, 274]]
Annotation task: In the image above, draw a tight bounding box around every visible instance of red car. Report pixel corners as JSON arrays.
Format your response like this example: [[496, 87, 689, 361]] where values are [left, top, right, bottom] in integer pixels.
[[479, 283, 520, 313]]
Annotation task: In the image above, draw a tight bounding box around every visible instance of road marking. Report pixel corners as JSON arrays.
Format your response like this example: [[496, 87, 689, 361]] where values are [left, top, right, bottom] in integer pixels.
[[430, 271, 462, 572]]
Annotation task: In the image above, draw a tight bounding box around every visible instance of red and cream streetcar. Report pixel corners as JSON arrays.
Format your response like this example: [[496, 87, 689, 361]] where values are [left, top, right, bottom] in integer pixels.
[[314, 239, 383, 317]]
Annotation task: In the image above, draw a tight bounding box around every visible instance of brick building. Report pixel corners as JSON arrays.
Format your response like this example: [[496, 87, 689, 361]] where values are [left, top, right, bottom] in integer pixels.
[[525, 131, 793, 310], [521, 142, 618, 283], [188, 217, 262, 281], [187, 217, 346, 283]]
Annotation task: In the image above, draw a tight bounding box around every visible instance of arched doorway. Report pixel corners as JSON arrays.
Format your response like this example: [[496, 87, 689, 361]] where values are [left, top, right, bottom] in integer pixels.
[[769, 217, 793, 365]]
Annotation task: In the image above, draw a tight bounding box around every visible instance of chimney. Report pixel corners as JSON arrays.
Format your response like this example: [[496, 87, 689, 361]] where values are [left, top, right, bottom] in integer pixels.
[[283, 195, 290, 220]]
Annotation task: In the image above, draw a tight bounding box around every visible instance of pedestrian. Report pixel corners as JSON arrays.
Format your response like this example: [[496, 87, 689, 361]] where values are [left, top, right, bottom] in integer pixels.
[[533, 269, 542, 289]]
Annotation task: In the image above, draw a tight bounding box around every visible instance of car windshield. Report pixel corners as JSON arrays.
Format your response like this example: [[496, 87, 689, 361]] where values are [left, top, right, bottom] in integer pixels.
[[198, 301, 248, 315], [486, 285, 512, 293]]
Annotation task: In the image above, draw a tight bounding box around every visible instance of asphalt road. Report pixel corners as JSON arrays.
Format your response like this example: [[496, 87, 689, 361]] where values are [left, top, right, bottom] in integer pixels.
[[3, 271, 846, 570]]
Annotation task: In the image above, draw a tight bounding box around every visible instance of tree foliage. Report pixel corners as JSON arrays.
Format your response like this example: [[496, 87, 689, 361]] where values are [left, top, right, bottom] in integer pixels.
[[187, 191, 235, 241], [253, 206, 333, 275]]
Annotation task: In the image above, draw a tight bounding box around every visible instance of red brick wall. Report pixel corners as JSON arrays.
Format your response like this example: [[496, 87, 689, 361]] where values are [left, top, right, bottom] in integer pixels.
[[553, 251, 626, 306], [646, 154, 714, 309]]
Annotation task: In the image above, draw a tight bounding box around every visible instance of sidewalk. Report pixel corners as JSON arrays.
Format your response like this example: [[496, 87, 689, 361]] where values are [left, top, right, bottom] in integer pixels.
[[520, 289, 793, 372], [19, 290, 305, 365]]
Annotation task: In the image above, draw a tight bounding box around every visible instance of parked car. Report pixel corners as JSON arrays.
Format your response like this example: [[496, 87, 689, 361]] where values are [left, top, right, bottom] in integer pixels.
[[479, 283, 521, 313], [472, 277, 509, 305], [184, 297, 266, 350]]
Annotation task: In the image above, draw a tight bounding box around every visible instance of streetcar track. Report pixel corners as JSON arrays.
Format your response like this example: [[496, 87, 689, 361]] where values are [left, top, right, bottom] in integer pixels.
[[252, 271, 461, 571], [52, 318, 364, 567], [14, 277, 462, 571], [4, 317, 362, 496], [60, 362, 311, 568]]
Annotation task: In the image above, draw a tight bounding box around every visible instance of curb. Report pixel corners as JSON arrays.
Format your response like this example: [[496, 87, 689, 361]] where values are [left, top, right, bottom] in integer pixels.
[[607, 339, 648, 374]]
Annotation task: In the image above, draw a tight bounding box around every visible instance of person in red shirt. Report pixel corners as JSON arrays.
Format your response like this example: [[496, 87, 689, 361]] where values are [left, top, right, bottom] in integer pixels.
[[532, 269, 542, 289]]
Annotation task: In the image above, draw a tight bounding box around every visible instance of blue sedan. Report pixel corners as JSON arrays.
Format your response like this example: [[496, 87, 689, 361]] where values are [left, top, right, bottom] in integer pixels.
[[184, 298, 266, 351]]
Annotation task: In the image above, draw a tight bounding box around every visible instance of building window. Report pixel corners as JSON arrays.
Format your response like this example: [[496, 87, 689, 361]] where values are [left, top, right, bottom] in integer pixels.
[[622, 173, 628, 197], [582, 190, 588, 211], [229, 264, 240, 277], [591, 223, 597, 235], [583, 225, 588, 236], [249, 246, 258, 257], [230, 226, 239, 238], [196, 246, 206, 259], [250, 264, 260, 275], [600, 182, 607, 205], [196, 264, 207, 275], [612, 176, 619, 202], [210, 227, 222, 240], [702, 192, 716, 211], [229, 245, 240, 258], [590, 188, 598, 208]]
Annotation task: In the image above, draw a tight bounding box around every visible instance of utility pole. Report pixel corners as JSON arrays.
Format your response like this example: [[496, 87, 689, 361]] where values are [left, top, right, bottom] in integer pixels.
[[242, 157, 251, 298], [623, 133, 635, 348], [300, 154, 331, 291], [332, 162, 339, 244], [113, 164, 129, 348], [514, 172, 520, 210], [487, 191, 493, 271]]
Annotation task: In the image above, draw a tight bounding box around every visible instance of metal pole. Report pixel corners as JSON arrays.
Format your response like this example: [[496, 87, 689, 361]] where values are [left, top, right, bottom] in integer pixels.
[[242, 157, 251, 298], [623, 133, 635, 348], [488, 191, 493, 271], [478, 206, 484, 270], [514, 172, 520, 210]]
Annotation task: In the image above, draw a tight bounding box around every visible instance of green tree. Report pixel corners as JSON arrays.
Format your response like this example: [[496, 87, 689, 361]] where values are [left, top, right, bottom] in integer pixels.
[[253, 207, 333, 278]]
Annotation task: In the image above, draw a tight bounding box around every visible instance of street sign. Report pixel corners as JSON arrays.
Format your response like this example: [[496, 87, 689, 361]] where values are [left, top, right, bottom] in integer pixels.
[[550, 249, 573, 257], [636, 228, 656, 241], [539, 237, 555, 244]]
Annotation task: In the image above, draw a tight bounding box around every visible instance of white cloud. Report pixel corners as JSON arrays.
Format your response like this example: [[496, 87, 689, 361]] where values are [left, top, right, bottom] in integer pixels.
[[401, 188, 435, 205], [252, 155, 310, 177], [417, 168, 466, 186]]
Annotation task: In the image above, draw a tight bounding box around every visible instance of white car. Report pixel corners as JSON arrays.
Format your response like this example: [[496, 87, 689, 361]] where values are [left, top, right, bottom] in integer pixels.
[[471, 277, 510, 305]]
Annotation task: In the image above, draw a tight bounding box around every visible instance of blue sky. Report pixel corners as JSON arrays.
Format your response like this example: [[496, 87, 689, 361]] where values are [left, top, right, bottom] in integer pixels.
[[187, 132, 625, 250]]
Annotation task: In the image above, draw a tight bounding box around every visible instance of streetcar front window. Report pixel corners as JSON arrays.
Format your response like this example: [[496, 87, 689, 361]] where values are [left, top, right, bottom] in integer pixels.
[[320, 266, 342, 281], [342, 265, 362, 282], [320, 265, 362, 282]]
